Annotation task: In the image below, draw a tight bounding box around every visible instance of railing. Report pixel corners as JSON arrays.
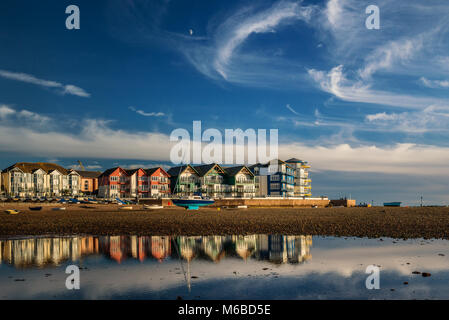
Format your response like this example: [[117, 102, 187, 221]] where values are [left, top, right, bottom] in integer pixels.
[[179, 178, 198, 183], [235, 179, 254, 184], [204, 177, 224, 184]]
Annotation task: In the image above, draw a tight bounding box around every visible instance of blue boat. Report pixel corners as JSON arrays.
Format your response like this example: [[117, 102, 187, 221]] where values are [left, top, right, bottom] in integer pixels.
[[384, 202, 401, 207], [172, 196, 215, 210]]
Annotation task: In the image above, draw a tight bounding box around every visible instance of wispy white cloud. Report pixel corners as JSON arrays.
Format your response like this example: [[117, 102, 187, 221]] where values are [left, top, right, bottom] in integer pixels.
[[420, 77, 449, 89], [128, 106, 165, 117], [0, 69, 91, 98], [213, 1, 313, 80], [285, 104, 300, 115], [364, 105, 449, 133], [359, 38, 423, 80], [308, 65, 446, 109], [180, 1, 316, 87], [63, 85, 91, 98], [0, 104, 50, 125], [0, 105, 15, 119]]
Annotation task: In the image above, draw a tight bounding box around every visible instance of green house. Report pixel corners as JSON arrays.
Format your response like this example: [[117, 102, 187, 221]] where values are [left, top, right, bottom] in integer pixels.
[[224, 166, 255, 198], [167, 165, 201, 196]]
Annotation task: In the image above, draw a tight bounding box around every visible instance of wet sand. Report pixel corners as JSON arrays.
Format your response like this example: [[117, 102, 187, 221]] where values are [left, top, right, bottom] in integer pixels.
[[1, 203, 449, 239]]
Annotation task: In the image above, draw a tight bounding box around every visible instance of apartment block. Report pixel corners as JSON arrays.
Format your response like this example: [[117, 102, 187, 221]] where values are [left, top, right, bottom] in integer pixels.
[[250, 158, 311, 198], [250, 160, 296, 197], [285, 158, 312, 197], [1, 162, 82, 197]]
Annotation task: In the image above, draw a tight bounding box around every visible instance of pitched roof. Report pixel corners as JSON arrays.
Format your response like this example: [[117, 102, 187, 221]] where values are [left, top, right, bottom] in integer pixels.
[[3, 162, 69, 175], [145, 168, 159, 175], [124, 169, 140, 176], [145, 167, 170, 177], [75, 170, 102, 179], [98, 167, 122, 178], [193, 164, 225, 177], [167, 165, 199, 177], [224, 166, 254, 177]]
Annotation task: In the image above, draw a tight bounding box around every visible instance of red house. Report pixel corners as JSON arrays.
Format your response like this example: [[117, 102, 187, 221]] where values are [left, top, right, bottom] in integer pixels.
[[145, 167, 170, 198], [98, 167, 129, 199], [98, 166, 170, 199]]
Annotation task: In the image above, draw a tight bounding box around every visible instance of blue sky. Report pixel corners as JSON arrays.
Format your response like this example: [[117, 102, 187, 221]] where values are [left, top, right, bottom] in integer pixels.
[[1, 0, 449, 205]]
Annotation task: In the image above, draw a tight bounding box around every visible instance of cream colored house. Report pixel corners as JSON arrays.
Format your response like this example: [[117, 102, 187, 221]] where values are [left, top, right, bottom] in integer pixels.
[[1, 163, 81, 197]]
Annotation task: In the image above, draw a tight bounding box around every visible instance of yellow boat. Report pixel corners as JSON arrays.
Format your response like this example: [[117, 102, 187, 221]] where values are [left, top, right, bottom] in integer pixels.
[[5, 209, 20, 215], [119, 206, 133, 210]]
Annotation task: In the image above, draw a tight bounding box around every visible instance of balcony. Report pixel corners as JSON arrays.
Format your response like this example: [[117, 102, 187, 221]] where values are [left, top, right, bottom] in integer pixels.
[[179, 178, 198, 184], [235, 179, 254, 184], [204, 177, 224, 184]]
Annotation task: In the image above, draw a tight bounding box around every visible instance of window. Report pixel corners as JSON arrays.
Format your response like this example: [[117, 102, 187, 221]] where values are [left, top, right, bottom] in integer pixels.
[[270, 183, 280, 190]]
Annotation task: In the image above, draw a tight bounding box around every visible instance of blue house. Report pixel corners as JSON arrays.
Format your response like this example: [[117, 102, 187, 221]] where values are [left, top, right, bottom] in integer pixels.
[[250, 159, 296, 197]]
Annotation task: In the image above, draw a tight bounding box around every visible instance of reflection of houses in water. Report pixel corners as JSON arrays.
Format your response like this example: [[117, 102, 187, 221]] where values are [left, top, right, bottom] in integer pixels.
[[233, 235, 257, 261], [0, 237, 100, 268], [254, 235, 312, 264], [0, 234, 313, 268], [151, 237, 171, 262], [178, 236, 200, 262], [109, 236, 128, 263], [201, 236, 225, 262]]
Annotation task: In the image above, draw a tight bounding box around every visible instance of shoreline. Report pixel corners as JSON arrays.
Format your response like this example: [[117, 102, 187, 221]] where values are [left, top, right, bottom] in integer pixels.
[[1, 204, 449, 239]]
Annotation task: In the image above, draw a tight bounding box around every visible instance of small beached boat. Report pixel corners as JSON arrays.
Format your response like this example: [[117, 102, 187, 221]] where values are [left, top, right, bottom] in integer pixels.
[[384, 202, 402, 207], [5, 209, 20, 215], [52, 207, 66, 211], [144, 204, 164, 210], [119, 206, 133, 210], [29, 206, 43, 211], [172, 196, 215, 210]]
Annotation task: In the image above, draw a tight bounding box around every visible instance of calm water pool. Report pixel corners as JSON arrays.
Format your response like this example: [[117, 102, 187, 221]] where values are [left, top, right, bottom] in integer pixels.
[[0, 235, 448, 299]]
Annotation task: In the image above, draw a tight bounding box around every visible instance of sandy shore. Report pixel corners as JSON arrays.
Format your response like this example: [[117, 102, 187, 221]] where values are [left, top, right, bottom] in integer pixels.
[[1, 203, 449, 239]]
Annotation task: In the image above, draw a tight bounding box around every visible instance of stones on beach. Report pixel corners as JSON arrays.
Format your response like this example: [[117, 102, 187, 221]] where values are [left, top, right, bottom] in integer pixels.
[[412, 271, 421, 275], [422, 272, 431, 277]]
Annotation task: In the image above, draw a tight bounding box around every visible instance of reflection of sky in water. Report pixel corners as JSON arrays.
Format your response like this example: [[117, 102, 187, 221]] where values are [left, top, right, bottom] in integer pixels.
[[0, 235, 448, 300]]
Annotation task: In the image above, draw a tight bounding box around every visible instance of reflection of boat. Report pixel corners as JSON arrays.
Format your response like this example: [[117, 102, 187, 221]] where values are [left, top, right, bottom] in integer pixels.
[[384, 202, 401, 207], [29, 207, 43, 211], [172, 196, 215, 210]]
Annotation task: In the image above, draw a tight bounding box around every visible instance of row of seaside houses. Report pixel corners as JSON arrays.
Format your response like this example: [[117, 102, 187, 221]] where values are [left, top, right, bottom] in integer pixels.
[[0, 163, 101, 198], [0, 158, 311, 198]]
